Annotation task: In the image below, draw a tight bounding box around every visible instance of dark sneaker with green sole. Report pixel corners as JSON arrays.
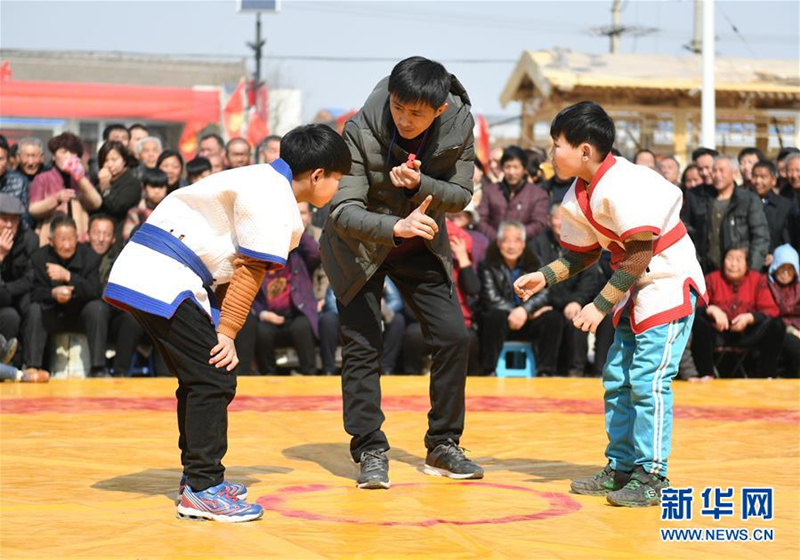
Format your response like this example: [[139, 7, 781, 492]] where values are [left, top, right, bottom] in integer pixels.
[[570, 464, 632, 496], [357, 450, 390, 489], [423, 440, 484, 479], [606, 466, 669, 507]]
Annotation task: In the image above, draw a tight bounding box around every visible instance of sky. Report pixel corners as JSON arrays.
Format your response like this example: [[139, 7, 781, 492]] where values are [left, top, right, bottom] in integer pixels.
[[2, 0, 798, 121]]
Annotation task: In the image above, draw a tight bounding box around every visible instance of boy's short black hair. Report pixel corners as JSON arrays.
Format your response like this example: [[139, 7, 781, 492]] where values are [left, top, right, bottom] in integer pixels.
[[102, 123, 129, 142], [737, 147, 765, 162], [49, 214, 77, 236], [500, 146, 528, 167], [142, 168, 168, 188], [753, 160, 778, 178], [550, 101, 616, 158], [388, 56, 451, 109], [186, 156, 212, 178], [692, 147, 719, 161], [281, 124, 351, 177]]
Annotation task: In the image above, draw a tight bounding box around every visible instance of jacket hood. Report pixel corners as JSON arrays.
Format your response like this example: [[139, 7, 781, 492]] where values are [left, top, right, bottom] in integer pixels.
[[769, 243, 799, 281], [357, 74, 473, 151]]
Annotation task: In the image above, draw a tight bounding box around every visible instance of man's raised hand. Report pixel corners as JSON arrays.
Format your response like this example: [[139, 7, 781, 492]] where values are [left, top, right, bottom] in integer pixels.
[[393, 195, 439, 240]]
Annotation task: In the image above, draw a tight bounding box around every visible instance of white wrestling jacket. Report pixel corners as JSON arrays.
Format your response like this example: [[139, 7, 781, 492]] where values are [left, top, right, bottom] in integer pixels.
[[104, 159, 303, 327], [559, 154, 707, 333]]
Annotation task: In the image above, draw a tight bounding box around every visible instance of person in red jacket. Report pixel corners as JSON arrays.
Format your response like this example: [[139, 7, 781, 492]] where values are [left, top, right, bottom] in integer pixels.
[[691, 245, 785, 377]]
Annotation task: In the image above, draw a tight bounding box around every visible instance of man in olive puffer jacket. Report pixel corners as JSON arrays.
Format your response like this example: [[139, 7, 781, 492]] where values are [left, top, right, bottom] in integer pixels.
[[320, 56, 483, 489]]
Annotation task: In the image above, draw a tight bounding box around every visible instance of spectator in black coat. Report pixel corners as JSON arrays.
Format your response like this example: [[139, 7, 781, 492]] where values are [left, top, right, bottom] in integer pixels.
[[751, 161, 791, 268], [23, 215, 108, 376], [0, 194, 37, 366], [478, 221, 560, 375]]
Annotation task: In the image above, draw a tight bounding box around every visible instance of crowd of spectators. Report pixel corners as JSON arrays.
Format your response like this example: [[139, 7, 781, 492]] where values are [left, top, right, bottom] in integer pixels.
[[0, 123, 798, 379]]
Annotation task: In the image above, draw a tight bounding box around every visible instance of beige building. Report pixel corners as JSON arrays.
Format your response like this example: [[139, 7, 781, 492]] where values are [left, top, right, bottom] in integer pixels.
[[500, 49, 800, 162]]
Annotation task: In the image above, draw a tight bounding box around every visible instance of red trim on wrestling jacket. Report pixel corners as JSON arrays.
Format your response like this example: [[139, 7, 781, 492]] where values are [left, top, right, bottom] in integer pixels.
[[612, 277, 709, 334]]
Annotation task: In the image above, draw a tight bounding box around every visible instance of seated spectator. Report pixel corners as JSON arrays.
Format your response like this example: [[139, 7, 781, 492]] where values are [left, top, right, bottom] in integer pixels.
[[123, 168, 168, 241], [96, 140, 142, 252], [691, 246, 784, 378], [87, 214, 147, 376], [530, 204, 603, 376], [7, 144, 18, 172], [28, 132, 102, 245], [23, 216, 109, 377], [134, 136, 162, 171], [317, 286, 340, 375], [157, 150, 185, 193], [403, 220, 481, 375], [478, 221, 560, 375], [250, 225, 320, 374], [487, 146, 504, 183], [102, 124, 131, 150], [0, 136, 30, 217], [448, 205, 489, 266], [737, 147, 765, 189], [0, 194, 37, 367], [776, 147, 800, 186], [259, 135, 281, 164], [657, 156, 681, 186], [477, 146, 548, 241], [681, 163, 703, 190], [186, 157, 212, 184], [16, 137, 48, 184], [633, 149, 656, 169], [682, 155, 769, 273], [226, 138, 252, 169], [751, 161, 791, 267], [781, 153, 800, 203], [539, 169, 573, 205], [768, 244, 800, 376], [128, 124, 149, 160]]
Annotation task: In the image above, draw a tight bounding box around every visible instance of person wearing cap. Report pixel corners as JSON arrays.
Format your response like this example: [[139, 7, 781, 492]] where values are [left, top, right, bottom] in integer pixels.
[[0, 193, 38, 368]]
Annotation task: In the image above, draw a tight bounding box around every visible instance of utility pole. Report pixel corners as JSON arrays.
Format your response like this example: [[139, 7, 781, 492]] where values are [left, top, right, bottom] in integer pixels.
[[247, 13, 266, 106], [689, 0, 703, 54], [701, 0, 716, 148], [611, 0, 621, 54]]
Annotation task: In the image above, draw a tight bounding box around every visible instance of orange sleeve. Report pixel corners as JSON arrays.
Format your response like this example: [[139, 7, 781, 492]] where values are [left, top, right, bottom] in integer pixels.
[[216, 255, 268, 339]]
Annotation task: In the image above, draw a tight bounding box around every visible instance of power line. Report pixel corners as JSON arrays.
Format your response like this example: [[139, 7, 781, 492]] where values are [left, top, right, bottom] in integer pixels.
[[265, 55, 516, 63], [718, 4, 759, 58]]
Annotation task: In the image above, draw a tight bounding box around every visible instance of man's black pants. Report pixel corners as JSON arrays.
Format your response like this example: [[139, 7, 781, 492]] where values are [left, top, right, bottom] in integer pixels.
[[338, 250, 469, 462], [129, 301, 236, 492]]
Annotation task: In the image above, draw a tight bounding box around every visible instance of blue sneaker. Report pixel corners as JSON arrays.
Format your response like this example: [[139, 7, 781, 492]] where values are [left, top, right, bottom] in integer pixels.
[[177, 482, 263, 523], [176, 475, 247, 505]]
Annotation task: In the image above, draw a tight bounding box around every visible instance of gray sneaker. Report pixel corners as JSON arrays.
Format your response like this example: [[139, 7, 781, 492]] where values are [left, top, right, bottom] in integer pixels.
[[357, 450, 390, 489], [423, 440, 484, 479], [606, 467, 669, 507], [570, 464, 632, 496]]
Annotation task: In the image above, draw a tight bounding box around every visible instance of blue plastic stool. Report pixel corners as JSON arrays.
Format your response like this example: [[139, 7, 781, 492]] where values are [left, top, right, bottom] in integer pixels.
[[495, 341, 537, 378]]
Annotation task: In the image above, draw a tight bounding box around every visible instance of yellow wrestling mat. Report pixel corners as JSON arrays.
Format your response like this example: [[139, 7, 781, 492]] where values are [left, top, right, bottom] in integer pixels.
[[1, 377, 798, 559]]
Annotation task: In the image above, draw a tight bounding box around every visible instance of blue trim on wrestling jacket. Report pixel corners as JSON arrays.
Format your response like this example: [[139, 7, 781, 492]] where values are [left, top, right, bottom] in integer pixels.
[[238, 246, 286, 267], [269, 158, 293, 184], [132, 223, 214, 287], [103, 283, 221, 327]]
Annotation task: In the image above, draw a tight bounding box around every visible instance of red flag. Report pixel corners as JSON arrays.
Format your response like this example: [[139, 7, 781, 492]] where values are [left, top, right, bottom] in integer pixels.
[[246, 84, 269, 147], [474, 114, 490, 170], [224, 78, 247, 139], [178, 121, 207, 161]]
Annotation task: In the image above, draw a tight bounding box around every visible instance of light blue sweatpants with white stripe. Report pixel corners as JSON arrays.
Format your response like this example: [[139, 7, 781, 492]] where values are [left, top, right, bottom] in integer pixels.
[[603, 293, 696, 478]]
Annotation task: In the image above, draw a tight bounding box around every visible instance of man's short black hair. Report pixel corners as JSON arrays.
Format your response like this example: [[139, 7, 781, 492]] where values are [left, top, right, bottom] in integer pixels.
[[128, 123, 149, 134], [753, 160, 778, 178], [550, 101, 616, 158], [49, 214, 77, 236], [692, 147, 719, 161], [634, 149, 656, 162], [500, 146, 528, 167], [738, 147, 765, 162], [186, 156, 212, 178], [102, 123, 129, 141], [281, 124, 351, 177], [89, 212, 116, 231], [199, 133, 225, 150], [142, 167, 169, 188], [777, 147, 800, 162], [0, 135, 8, 153], [388, 56, 451, 109]]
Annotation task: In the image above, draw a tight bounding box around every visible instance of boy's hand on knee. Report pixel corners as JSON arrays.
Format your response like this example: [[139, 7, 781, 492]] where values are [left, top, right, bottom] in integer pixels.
[[210, 333, 239, 372], [573, 303, 605, 334], [513, 271, 546, 301]]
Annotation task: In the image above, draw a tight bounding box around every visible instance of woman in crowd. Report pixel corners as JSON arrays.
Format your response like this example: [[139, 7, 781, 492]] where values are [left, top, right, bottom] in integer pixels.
[[157, 149, 185, 193], [96, 140, 142, 251]]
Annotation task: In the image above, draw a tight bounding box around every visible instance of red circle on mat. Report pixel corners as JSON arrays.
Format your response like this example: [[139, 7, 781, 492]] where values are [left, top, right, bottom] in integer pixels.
[[256, 482, 581, 526]]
